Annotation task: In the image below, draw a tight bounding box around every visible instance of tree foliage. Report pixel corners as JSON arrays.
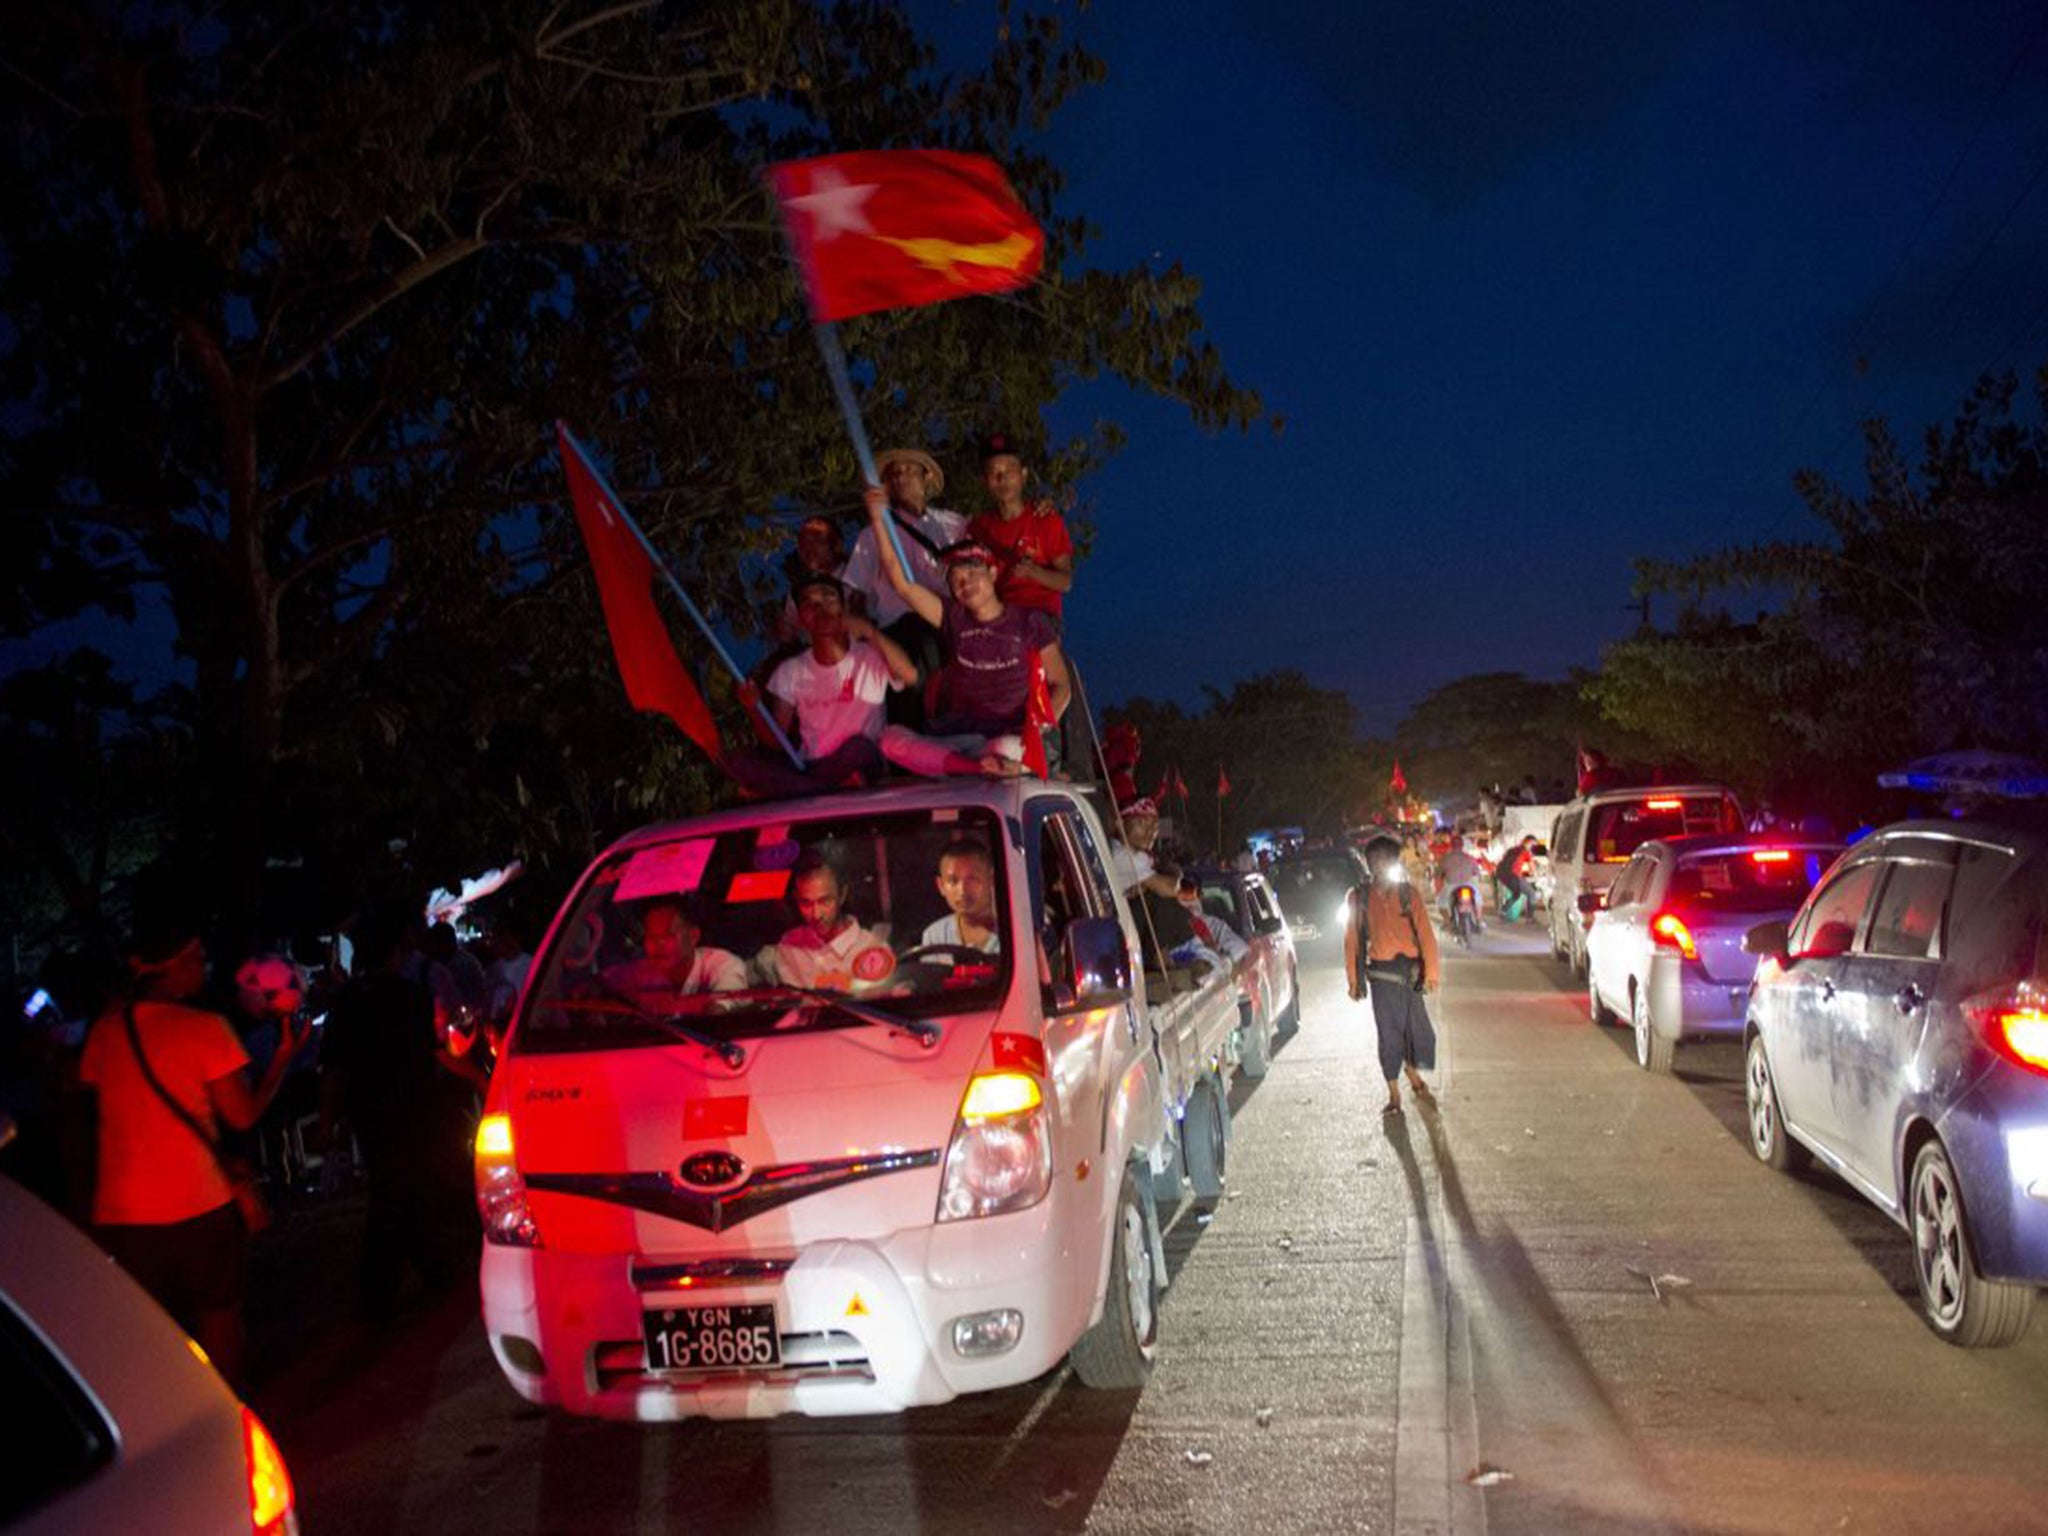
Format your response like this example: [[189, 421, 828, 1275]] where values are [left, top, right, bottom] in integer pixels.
[[1391, 670, 1622, 804], [0, 0, 1266, 946], [1108, 671, 1384, 851], [1591, 367, 2048, 807]]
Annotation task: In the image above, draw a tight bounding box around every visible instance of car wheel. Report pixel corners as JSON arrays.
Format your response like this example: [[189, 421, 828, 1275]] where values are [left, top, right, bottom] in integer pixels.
[[1238, 999, 1272, 1080], [1589, 970, 1617, 1027], [1070, 1168, 1160, 1389], [1550, 916, 1568, 962], [1569, 932, 1589, 979], [1744, 1033, 1807, 1172], [1278, 966, 1302, 1035], [1633, 987, 1675, 1073], [1910, 1140, 2036, 1348], [1181, 1075, 1228, 1199]]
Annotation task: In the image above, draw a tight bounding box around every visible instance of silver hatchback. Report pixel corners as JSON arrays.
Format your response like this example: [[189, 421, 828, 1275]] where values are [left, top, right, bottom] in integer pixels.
[[1742, 818, 2048, 1346]]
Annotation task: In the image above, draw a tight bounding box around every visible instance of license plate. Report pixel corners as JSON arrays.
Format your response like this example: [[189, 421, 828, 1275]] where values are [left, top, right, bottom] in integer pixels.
[[643, 1303, 781, 1373]]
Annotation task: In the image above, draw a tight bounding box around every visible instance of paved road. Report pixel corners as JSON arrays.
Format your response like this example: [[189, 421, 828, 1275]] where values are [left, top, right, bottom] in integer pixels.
[[263, 928, 2048, 1535]]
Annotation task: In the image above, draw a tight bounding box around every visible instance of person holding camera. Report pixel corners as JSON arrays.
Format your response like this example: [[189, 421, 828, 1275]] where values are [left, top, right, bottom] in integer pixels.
[[1344, 835, 1441, 1116]]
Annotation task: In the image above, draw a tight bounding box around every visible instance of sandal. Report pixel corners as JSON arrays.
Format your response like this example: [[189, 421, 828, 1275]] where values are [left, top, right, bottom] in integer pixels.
[[1382, 1100, 1404, 1117], [1408, 1079, 1435, 1103]]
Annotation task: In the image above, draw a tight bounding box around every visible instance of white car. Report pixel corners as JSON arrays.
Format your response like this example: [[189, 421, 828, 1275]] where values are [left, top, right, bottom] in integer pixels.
[[1585, 834, 1841, 1072], [476, 779, 1233, 1421], [0, 1151, 298, 1534]]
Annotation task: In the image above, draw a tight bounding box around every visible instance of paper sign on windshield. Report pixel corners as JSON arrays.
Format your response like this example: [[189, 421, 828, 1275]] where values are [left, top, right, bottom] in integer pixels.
[[615, 839, 715, 903]]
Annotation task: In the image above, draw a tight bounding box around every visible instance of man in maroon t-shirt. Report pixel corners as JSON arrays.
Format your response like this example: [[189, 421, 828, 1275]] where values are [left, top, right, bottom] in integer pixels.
[[863, 486, 1071, 777], [967, 432, 1073, 629]]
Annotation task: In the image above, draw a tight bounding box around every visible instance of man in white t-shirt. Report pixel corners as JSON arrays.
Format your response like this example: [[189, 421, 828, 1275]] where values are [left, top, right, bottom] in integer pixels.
[[604, 898, 749, 1000], [918, 840, 1001, 954], [731, 573, 918, 799], [771, 855, 893, 994]]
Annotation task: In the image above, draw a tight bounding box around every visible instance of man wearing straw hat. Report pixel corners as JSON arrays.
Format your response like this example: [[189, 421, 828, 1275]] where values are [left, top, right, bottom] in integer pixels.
[[840, 446, 965, 727]]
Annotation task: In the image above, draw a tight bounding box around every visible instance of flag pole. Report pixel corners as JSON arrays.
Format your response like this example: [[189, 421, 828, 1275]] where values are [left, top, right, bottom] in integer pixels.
[[560, 425, 806, 770], [812, 320, 917, 580]]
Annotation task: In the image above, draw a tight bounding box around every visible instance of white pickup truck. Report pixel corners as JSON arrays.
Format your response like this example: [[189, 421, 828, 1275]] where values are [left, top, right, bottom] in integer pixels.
[[474, 778, 1244, 1420]]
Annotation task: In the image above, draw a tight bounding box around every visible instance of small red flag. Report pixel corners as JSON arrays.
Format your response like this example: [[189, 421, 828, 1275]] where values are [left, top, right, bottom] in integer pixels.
[[1217, 767, 1232, 798], [768, 150, 1045, 323], [1021, 649, 1055, 779], [558, 426, 724, 765], [1390, 759, 1409, 795]]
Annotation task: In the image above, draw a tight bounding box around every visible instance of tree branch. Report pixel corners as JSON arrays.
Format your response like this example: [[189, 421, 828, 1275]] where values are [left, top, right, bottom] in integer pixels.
[[263, 234, 487, 389]]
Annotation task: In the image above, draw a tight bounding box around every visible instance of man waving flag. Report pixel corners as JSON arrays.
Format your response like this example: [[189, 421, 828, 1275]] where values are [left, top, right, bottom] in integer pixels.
[[768, 150, 1044, 323]]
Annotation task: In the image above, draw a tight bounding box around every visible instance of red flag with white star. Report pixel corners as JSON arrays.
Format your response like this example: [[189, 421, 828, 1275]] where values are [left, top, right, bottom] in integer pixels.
[[767, 150, 1045, 323], [1390, 760, 1408, 795]]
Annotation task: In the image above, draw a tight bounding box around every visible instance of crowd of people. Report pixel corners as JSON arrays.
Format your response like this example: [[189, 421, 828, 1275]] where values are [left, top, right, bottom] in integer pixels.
[[2, 900, 533, 1388]]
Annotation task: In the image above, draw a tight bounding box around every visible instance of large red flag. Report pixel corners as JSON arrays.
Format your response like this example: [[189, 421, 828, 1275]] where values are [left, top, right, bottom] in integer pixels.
[[1217, 767, 1232, 798], [557, 426, 724, 765], [768, 150, 1044, 323]]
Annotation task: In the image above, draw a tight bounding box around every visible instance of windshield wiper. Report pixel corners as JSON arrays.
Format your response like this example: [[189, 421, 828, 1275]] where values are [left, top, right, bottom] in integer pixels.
[[747, 985, 943, 1049], [551, 983, 748, 1068]]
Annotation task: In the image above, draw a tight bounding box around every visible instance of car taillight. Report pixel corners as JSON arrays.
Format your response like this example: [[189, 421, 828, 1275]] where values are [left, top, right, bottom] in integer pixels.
[[1646, 798, 1683, 811], [475, 1112, 543, 1247], [1650, 912, 1697, 961], [937, 1071, 1053, 1222], [1967, 989, 2048, 1077], [242, 1406, 298, 1535]]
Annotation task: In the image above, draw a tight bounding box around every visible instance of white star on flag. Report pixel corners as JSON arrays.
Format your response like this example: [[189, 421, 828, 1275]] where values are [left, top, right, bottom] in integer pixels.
[[786, 168, 877, 242]]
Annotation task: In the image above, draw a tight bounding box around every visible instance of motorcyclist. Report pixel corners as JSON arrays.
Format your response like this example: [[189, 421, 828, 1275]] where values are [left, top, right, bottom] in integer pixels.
[[1437, 835, 1486, 925]]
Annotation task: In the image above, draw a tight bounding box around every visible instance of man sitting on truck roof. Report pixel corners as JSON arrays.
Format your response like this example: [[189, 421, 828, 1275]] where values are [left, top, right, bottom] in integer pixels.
[[771, 853, 892, 993], [919, 840, 1001, 954], [729, 572, 918, 800], [605, 898, 748, 999], [861, 486, 1071, 778]]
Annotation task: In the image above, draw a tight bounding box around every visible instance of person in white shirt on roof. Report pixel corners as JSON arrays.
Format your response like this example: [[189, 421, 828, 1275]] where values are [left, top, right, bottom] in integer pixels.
[[918, 840, 1002, 954], [730, 572, 917, 799]]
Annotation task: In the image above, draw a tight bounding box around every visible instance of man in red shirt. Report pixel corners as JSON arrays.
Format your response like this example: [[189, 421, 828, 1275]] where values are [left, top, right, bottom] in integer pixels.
[[967, 432, 1073, 629]]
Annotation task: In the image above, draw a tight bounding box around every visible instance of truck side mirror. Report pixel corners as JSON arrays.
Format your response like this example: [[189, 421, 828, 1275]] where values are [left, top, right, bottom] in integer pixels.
[[1052, 916, 1132, 1012]]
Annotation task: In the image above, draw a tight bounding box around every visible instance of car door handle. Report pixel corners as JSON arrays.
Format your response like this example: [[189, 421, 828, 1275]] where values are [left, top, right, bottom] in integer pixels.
[[1894, 983, 1923, 1014], [1819, 978, 1836, 1003]]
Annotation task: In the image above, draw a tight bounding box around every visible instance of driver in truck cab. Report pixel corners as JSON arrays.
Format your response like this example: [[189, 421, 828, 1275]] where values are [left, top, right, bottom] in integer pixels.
[[922, 839, 1001, 953], [770, 852, 892, 992]]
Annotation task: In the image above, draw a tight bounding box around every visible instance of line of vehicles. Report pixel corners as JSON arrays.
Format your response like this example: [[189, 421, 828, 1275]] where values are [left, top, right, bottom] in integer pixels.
[[1553, 783, 2048, 1347]]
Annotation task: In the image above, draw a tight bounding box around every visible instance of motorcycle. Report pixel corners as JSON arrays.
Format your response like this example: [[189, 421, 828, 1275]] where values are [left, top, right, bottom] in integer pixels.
[[1449, 883, 1480, 947]]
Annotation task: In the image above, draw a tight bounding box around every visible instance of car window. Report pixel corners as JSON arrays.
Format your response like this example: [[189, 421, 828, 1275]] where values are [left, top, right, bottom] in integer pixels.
[[1944, 844, 2033, 992], [1791, 861, 1881, 959], [1610, 853, 1655, 907], [1554, 811, 1582, 865], [1668, 846, 1839, 915], [1865, 859, 1955, 960], [0, 1298, 115, 1526], [1586, 795, 1743, 865]]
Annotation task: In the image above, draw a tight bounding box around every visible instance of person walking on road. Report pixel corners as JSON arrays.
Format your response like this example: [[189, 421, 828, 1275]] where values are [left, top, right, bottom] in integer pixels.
[[1344, 834, 1441, 1116]]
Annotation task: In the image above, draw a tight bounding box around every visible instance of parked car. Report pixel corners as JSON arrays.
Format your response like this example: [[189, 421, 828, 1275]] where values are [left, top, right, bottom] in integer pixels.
[[1190, 867, 1301, 1079], [0, 1141, 298, 1535], [476, 778, 1245, 1420], [1268, 846, 1367, 947], [1585, 834, 1843, 1072], [1547, 785, 1746, 976], [1741, 817, 2048, 1346]]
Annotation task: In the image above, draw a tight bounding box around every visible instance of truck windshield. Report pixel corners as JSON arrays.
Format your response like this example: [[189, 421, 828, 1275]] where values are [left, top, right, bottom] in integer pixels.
[[515, 807, 1011, 1053]]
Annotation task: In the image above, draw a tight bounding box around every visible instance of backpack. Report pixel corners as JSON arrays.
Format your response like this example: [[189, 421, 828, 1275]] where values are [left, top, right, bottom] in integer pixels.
[[1350, 879, 1423, 990]]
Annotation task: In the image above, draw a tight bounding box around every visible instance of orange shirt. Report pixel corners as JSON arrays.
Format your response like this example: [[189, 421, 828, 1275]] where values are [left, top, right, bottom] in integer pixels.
[[1355, 881, 1441, 986], [80, 1000, 248, 1225]]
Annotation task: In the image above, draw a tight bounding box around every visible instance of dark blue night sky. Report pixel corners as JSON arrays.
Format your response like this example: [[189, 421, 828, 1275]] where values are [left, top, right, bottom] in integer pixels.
[[915, 0, 2048, 730]]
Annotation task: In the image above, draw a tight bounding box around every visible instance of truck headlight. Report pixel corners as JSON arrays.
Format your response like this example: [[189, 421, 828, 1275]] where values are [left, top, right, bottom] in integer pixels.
[[937, 1072, 1053, 1222]]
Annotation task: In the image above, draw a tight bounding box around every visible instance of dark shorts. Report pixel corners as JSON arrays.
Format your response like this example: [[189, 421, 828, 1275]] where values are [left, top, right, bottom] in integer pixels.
[[1366, 974, 1438, 1081], [97, 1202, 247, 1329]]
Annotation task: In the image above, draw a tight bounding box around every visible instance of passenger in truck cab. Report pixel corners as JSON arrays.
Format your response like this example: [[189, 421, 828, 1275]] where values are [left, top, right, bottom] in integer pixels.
[[770, 853, 891, 992], [603, 897, 748, 999], [920, 839, 1001, 954]]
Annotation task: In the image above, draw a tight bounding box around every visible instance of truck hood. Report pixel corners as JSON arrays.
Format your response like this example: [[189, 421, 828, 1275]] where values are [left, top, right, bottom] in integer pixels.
[[499, 1009, 1000, 1256]]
